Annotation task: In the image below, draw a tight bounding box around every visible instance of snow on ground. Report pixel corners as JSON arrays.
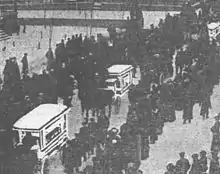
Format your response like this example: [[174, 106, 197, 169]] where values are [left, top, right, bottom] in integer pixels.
[[0, 10, 181, 78], [0, 25, 108, 76], [140, 102, 216, 174], [18, 10, 130, 20], [18, 10, 180, 29]]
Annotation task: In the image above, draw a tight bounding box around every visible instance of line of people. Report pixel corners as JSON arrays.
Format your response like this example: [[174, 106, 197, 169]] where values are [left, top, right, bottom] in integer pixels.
[[164, 116, 220, 174], [164, 150, 211, 174], [61, 107, 145, 174]]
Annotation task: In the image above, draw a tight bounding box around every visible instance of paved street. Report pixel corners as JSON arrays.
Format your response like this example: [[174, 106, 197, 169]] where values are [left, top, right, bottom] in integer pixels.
[[0, 9, 218, 174]]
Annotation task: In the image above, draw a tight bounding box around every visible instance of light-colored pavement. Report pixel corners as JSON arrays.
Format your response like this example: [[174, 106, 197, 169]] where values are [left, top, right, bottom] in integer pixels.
[[140, 85, 220, 174]]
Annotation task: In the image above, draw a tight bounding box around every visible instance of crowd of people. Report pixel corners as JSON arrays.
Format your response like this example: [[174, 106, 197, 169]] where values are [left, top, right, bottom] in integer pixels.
[[46, 1, 220, 174], [60, 115, 145, 174], [1, 0, 220, 174], [164, 150, 210, 174], [163, 113, 220, 174]]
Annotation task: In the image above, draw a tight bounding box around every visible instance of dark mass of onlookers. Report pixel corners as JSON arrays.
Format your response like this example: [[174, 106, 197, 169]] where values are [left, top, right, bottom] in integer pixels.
[[1, 1, 220, 174]]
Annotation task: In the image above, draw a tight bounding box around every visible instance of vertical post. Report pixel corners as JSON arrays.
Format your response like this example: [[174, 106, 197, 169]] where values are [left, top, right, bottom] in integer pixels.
[[136, 134, 142, 162]]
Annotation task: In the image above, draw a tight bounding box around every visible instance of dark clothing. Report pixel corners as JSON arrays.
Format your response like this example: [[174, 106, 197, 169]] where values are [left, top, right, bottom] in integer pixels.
[[199, 157, 208, 173], [189, 160, 200, 174], [209, 158, 220, 174], [176, 158, 190, 174], [21, 55, 28, 75], [183, 98, 193, 122]]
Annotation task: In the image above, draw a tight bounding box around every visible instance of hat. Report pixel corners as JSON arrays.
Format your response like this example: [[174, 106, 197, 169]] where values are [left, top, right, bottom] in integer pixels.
[[192, 153, 199, 159], [200, 150, 207, 156], [179, 152, 185, 157]]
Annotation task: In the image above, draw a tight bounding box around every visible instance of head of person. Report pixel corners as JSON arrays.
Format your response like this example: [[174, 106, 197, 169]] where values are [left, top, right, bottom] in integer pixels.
[[11, 57, 16, 63], [111, 128, 119, 135], [90, 118, 95, 123], [82, 121, 87, 127], [166, 163, 175, 171], [200, 150, 207, 157], [192, 153, 199, 161], [179, 152, 185, 158]]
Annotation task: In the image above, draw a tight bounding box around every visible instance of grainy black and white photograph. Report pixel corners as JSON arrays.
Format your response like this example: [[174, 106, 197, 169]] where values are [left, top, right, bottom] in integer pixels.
[[0, 0, 220, 174]]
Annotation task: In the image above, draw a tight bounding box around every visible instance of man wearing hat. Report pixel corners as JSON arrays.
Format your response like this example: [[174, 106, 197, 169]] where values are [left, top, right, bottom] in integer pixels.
[[189, 153, 200, 174], [199, 150, 208, 174], [10, 57, 21, 84], [62, 140, 73, 173], [21, 53, 28, 76], [79, 122, 89, 161], [175, 152, 190, 174]]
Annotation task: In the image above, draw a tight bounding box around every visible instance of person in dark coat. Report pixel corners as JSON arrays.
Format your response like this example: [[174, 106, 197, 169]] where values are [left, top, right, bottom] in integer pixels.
[[79, 122, 90, 161], [62, 140, 74, 174], [58, 62, 69, 97], [209, 153, 220, 174], [88, 118, 98, 155], [211, 115, 220, 153], [182, 97, 193, 124], [3, 59, 11, 87], [21, 53, 28, 76], [200, 91, 211, 120], [71, 133, 82, 172], [175, 152, 190, 174], [10, 57, 21, 83], [164, 163, 175, 174], [199, 150, 208, 174], [189, 154, 200, 174], [63, 85, 73, 107]]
